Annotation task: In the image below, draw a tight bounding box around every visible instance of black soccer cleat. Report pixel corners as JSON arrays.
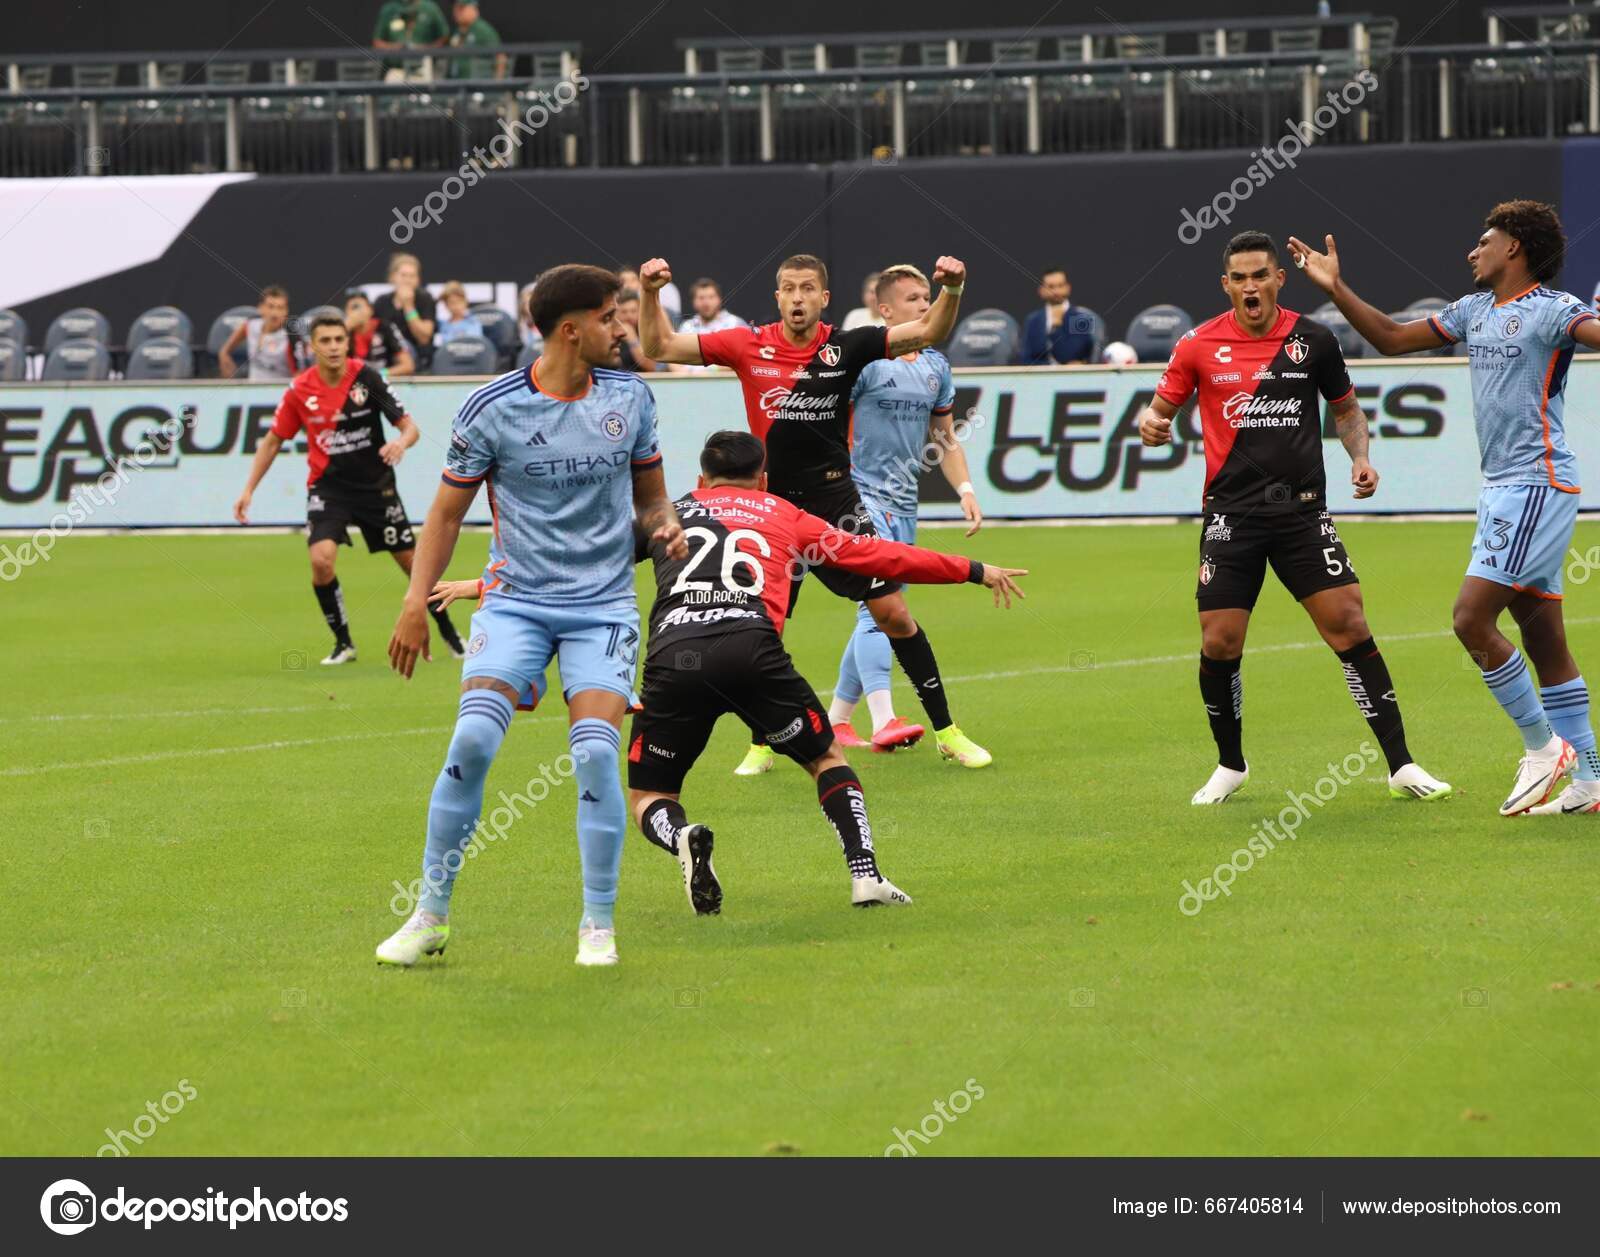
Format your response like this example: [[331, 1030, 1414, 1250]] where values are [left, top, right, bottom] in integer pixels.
[[676, 824, 722, 916]]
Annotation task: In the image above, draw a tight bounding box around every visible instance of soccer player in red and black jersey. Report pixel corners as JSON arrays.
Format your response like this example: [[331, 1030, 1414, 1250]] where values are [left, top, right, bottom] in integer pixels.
[[1134, 230, 1449, 805], [232, 315, 463, 664], [637, 251, 997, 773], [623, 431, 1025, 913]]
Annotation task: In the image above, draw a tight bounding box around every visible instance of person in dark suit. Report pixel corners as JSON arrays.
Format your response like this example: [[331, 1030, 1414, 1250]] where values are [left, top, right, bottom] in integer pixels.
[[1021, 267, 1093, 364]]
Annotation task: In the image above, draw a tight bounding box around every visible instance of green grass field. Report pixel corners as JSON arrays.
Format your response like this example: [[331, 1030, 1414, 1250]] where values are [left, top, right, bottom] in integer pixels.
[[7, 519, 1600, 1157]]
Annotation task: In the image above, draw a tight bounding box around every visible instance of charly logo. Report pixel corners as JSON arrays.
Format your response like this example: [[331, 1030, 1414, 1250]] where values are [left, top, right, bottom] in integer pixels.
[[601, 412, 626, 441]]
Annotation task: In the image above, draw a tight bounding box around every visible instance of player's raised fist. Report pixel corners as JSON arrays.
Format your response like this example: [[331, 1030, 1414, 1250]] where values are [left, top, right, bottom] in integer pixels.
[[1140, 412, 1173, 447], [1286, 234, 1340, 293], [930, 256, 966, 288], [639, 258, 673, 291]]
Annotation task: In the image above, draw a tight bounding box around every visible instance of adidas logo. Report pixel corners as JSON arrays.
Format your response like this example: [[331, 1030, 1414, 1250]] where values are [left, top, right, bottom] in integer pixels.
[[526, 430, 548, 446], [446, 765, 463, 780], [581, 789, 600, 803]]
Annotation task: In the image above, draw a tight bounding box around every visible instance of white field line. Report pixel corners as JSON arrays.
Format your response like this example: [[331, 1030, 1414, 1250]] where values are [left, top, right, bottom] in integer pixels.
[[12, 616, 1600, 778], [0, 704, 336, 725]]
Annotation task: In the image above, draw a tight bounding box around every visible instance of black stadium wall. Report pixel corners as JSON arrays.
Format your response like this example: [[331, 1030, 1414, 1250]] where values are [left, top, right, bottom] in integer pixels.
[[9, 1, 1483, 68], [10, 142, 1572, 344]]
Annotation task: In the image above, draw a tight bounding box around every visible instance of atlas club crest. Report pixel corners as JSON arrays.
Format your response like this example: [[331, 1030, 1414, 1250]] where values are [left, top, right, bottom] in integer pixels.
[[1284, 335, 1308, 365], [819, 343, 842, 367], [349, 381, 369, 406]]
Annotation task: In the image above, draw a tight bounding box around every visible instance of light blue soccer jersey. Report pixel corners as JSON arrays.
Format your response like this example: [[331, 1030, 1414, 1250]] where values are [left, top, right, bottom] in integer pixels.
[[849, 349, 956, 514], [1432, 285, 1597, 489], [442, 365, 662, 611]]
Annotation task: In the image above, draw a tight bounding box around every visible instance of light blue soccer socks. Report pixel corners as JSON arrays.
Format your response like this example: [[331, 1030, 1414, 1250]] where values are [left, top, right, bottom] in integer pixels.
[[1540, 676, 1600, 780], [1481, 651, 1556, 752], [570, 717, 625, 930], [834, 605, 893, 707], [419, 688, 514, 915]]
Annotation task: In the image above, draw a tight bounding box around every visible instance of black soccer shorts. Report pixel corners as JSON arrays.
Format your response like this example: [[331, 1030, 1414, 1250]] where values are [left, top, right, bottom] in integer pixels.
[[1196, 505, 1358, 611], [779, 475, 905, 613], [627, 629, 834, 794], [306, 478, 415, 553]]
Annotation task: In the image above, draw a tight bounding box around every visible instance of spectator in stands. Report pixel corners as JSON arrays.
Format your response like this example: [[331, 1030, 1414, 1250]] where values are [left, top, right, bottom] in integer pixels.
[[446, 2, 505, 79], [374, 252, 437, 369], [670, 278, 745, 374], [620, 266, 680, 327], [219, 285, 300, 380], [372, 0, 449, 50], [1021, 267, 1093, 364], [435, 281, 485, 343], [344, 291, 414, 376], [842, 271, 884, 330], [615, 288, 659, 373]]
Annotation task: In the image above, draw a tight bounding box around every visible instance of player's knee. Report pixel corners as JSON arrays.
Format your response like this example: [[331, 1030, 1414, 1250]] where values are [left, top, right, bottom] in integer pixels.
[[310, 555, 336, 584], [1452, 600, 1490, 651], [871, 600, 916, 637], [1324, 610, 1370, 651], [1201, 627, 1244, 659], [808, 744, 849, 777]]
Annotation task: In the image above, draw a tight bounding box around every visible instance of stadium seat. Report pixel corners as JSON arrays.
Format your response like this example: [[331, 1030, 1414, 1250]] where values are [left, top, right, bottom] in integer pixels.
[[1310, 302, 1367, 359], [43, 338, 111, 381], [1124, 304, 1194, 363], [206, 305, 257, 373], [0, 338, 26, 381], [44, 307, 111, 354], [125, 336, 195, 380], [430, 335, 498, 375], [470, 305, 520, 367], [127, 305, 193, 352], [0, 308, 29, 351], [946, 309, 1021, 367]]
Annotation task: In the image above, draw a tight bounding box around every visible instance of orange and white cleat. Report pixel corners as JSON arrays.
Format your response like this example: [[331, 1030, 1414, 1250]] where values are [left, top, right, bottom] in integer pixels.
[[871, 717, 926, 753]]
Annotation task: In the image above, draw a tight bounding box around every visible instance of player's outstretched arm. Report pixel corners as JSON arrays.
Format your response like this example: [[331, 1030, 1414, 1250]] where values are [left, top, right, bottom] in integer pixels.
[[389, 481, 476, 678], [797, 509, 1027, 606], [232, 430, 284, 524], [638, 258, 705, 365], [1331, 392, 1379, 498], [631, 463, 688, 560], [887, 256, 966, 356], [1137, 395, 1180, 447], [1286, 234, 1446, 356]]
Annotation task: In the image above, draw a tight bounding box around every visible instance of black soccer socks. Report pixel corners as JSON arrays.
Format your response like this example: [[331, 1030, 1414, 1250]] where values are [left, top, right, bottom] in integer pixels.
[[639, 798, 688, 854], [817, 766, 879, 879], [1198, 653, 1245, 771], [889, 626, 953, 730], [313, 578, 351, 646], [1336, 637, 1412, 774]]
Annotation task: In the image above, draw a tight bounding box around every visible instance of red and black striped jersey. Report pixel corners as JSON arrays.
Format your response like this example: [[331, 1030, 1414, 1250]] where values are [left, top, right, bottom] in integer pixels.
[[697, 322, 890, 498], [271, 359, 407, 490], [1156, 307, 1353, 514], [642, 485, 979, 662]]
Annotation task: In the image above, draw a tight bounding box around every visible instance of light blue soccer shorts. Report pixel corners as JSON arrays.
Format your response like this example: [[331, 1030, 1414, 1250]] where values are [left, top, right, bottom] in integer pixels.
[[1467, 483, 1580, 600], [860, 492, 918, 546], [461, 598, 640, 710]]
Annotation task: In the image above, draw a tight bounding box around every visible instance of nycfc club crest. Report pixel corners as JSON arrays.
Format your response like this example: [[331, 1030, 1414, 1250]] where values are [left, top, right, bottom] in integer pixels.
[[819, 343, 842, 367], [1503, 314, 1522, 337], [348, 381, 369, 406], [926, 374, 939, 394], [1199, 558, 1215, 586], [601, 412, 626, 441], [468, 632, 487, 656], [1284, 335, 1308, 365]]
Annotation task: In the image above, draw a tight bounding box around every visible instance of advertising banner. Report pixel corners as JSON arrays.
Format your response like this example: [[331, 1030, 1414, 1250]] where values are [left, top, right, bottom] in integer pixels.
[[2, 360, 1596, 530]]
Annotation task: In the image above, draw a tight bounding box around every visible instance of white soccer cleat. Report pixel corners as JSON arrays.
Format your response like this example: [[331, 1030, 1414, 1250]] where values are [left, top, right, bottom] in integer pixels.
[[1387, 762, 1453, 801], [1523, 777, 1600, 815], [1192, 762, 1249, 805], [851, 873, 912, 907], [375, 910, 449, 966], [1499, 736, 1574, 816], [321, 643, 357, 666], [575, 924, 618, 966]]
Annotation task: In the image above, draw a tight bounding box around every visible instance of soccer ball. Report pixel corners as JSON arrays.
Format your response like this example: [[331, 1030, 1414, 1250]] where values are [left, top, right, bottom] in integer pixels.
[[1101, 341, 1137, 365]]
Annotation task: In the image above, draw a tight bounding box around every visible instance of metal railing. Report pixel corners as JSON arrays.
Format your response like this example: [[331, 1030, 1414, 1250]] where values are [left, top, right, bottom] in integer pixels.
[[3, 41, 1597, 178]]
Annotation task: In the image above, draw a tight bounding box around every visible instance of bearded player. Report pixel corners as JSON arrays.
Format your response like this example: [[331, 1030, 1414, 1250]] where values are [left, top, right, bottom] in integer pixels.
[[1135, 230, 1450, 805], [638, 252, 993, 773], [1290, 201, 1600, 815]]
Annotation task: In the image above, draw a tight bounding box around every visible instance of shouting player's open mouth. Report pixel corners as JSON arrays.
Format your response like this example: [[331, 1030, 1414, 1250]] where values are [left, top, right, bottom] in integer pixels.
[[1242, 292, 1263, 319]]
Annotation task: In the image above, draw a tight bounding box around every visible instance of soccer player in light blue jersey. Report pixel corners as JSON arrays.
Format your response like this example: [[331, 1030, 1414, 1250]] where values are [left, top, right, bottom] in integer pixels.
[[376, 265, 686, 968], [1291, 201, 1600, 815], [827, 265, 990, 756]]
